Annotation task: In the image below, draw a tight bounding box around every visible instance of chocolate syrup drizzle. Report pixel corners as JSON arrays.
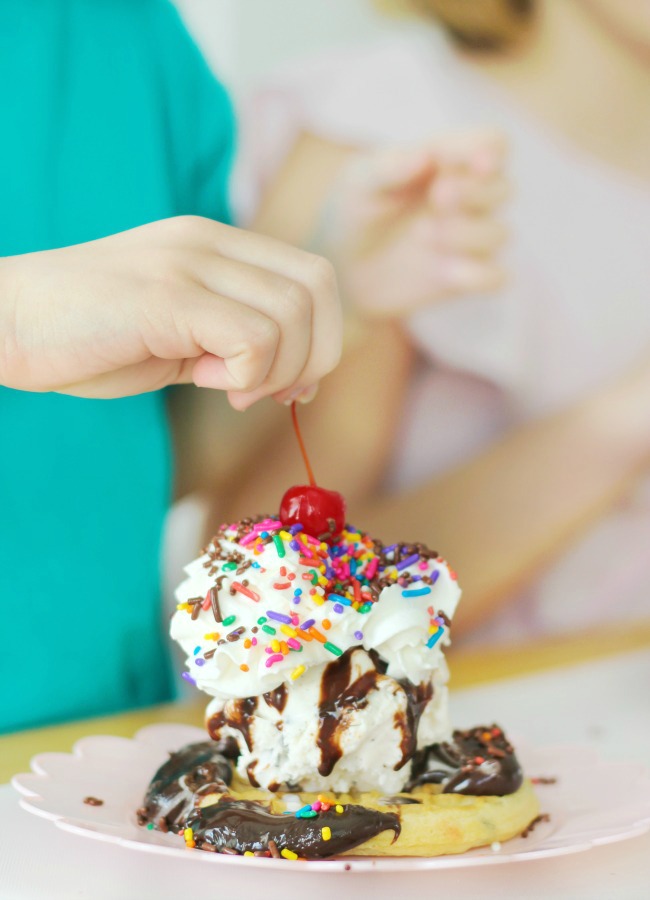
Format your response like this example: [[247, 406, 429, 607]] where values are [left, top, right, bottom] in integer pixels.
[[407, 725, 523, 795], [263, 683, 288, 714], [317, 650, 380, 776], [136, 741, 235, 831], [152, 654, 522, 857], [207, 697, 258, 752], [138, 741, 400, 859], [394, 679, 433, 771], [140, 650, 520, 857], [138, 721, 523, 858], [316, 648, 434, 776], [184, 797, 400, 859], [204, 649, 521, 799]]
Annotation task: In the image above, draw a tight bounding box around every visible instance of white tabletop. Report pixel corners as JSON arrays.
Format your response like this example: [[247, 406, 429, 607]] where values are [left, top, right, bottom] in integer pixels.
[[2, 649, 649, 900]]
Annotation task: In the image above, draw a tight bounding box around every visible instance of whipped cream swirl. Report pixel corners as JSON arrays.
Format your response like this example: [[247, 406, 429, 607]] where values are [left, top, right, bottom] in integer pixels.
[[172, 517, 460, 700]]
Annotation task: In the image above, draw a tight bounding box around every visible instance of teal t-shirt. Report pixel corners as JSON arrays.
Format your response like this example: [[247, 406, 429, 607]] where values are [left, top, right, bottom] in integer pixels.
[[0, 0, 234, 732]]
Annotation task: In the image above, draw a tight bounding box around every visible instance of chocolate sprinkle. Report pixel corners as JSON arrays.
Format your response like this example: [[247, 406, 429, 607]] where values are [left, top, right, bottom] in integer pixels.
[[520, 813, 550, 838], [380, 795, 422, 805], [226, 626, 246, 643], [209, 585, 222, 623]]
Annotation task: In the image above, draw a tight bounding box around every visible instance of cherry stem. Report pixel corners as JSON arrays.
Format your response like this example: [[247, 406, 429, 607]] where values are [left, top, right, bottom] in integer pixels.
[[291, 402, 317, 487]]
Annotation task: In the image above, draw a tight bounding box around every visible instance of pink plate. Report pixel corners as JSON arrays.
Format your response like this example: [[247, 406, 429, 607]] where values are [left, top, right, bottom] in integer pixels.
[[11, 724, 650, 873]]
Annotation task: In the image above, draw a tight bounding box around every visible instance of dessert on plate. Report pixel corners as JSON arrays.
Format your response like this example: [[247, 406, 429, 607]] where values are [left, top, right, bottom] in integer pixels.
[[137, 406, 538, 859]]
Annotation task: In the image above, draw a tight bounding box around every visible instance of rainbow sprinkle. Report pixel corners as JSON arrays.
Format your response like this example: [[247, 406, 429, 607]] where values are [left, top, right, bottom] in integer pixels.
[[426, 629, 444, 649], [402, 586, 431, 598], [266, 610, 292, 624], [265, 653, 284, 668]]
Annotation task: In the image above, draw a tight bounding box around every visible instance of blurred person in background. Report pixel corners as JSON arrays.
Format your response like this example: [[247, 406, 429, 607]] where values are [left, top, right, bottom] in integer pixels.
[[0, 0, 341, 733], [224, 0, 650, 642]]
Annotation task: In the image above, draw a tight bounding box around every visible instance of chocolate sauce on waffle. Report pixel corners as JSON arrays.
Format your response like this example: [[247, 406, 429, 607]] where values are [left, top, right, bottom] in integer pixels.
[[407, 725, 523, 795], [138, 740, 399, 859], [184, 797, 400, 859]]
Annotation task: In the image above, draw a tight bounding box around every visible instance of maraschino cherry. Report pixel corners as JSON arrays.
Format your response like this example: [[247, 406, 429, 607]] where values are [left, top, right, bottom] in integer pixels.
[[279, 403, 346, 541]]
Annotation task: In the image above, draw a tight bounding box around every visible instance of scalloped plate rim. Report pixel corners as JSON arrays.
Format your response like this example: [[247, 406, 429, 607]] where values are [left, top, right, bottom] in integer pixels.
[[11, 724, 650, 874]]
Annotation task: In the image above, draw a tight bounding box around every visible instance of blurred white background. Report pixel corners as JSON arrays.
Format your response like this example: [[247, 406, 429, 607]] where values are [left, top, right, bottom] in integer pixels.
[[175, 0, 391, 97]]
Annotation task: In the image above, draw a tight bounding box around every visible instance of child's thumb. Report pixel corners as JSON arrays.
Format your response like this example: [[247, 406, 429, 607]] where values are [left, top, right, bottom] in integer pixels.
[[430, 129, 508, 175]]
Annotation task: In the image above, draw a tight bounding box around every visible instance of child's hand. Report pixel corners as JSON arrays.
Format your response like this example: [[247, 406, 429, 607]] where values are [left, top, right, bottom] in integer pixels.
[[0, 216, 341, 408], [323, 130, 508, 317]]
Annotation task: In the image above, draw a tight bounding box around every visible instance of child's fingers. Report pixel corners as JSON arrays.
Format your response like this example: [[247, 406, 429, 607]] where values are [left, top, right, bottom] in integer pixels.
[[191, 253, 312, 404], [441, 256, 506, 295], [427, 129, 508, 174], [438, 215, 508, 257], [346, 132, 505, 199], [462, 177, 511, 213], [168, 218, 341, 407], [430, 173, 510, 212], [228, 255, 342, 410], [347, 147, 437, 196], [185, 293, 281, 395], [197, 220, 342, 395], [57, 357, 196, 398]]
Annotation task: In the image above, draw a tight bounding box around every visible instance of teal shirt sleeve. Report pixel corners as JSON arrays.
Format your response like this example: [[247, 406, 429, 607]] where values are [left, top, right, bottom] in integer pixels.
[[0, 0, 236, 733], [150, 2, 236, 224]]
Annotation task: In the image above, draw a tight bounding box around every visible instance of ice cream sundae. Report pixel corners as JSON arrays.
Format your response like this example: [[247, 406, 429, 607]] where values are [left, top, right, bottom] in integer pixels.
[[138, 406, 538, 858]]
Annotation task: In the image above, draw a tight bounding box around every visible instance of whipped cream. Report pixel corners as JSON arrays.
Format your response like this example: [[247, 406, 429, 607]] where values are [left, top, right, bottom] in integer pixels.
[[171, 517, 461, 792]]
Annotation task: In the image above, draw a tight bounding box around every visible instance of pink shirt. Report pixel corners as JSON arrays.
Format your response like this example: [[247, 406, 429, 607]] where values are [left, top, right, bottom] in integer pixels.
[[233, 26, 650, 642]]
